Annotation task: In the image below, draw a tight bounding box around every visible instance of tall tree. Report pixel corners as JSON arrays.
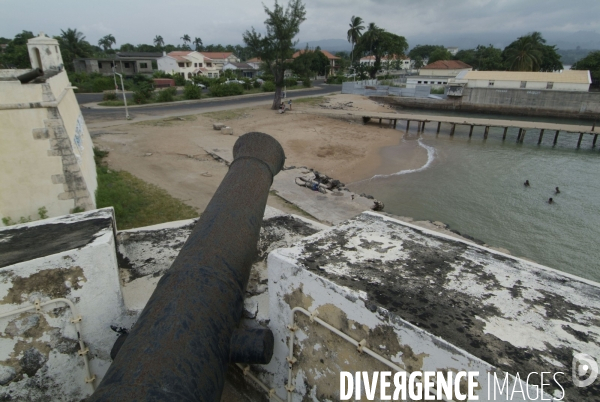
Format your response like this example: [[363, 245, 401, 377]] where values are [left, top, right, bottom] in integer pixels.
[[0, 30, 34, 68], [427, 48, 452, 64], [194, 37, 203, 51], [98, 34, 116, 51], [119, 43, 136, 52], [355, 23, 408, 78], [181, 34, 191, 47], [501, 32, 563, 72], [243, 0, 307, 109], [154, 35, 164, 48], [59, 28, 92, 71], [408, 44, 445, 61], [347, 15, 364, 63], [572, 50, 600, 85]]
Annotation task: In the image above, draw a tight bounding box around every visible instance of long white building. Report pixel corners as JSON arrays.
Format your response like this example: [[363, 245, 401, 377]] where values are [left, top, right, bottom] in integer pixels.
[[455, 70, 592, 92]]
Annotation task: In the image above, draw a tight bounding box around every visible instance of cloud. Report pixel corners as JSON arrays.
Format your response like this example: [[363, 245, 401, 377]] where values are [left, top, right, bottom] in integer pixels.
[[0, 0, 598, 48]]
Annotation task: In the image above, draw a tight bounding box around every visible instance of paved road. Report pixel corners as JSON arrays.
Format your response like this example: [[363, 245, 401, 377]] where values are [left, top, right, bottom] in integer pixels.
[[80, 84, 341, 123]]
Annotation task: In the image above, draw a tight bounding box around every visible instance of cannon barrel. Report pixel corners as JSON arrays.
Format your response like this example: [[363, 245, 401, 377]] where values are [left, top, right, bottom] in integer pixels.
[[17, 68, 43, 83], [90, 132, 285, 401]]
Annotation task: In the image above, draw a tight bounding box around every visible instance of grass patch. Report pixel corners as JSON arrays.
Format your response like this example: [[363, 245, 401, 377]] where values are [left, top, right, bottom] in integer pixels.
[[292, 96, 326, 107], [94, 148, 198, 230], [134, 115, 197, 127], [203, 108, 251, 121], [243, 87, 265, 95], [98, 100, 125, 107]]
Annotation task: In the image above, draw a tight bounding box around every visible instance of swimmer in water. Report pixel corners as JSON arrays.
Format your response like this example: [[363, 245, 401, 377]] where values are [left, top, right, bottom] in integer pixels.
[[548, 197, 554, 204], [555, 187, 560, 194], [524, 180, 530, 187]]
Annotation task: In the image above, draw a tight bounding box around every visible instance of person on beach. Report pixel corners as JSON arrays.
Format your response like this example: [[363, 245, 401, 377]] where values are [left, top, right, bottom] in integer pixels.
[[288, 99, 292, 110], [548, 197, 554, 204], [555, 187, 561, 194], [524, 180, 530, 187]]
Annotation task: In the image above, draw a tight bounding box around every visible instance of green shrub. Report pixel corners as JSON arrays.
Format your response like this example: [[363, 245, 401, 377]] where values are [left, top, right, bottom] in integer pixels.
[[326, 75, 348, 85], [153, 71, 173, 79], [156, 87, 177, 102], [253, 80, 262, 89], [241, 79, 253, 90], [285, 78, 299, 87], [262, 81, 276, 92], [183, 83, 202, 100], [132, 82, 155, 104], [209, 83, 244, 97], [302, 78, 311, 88], [103, 92, 117, 101], [174, 74, 186, 86]]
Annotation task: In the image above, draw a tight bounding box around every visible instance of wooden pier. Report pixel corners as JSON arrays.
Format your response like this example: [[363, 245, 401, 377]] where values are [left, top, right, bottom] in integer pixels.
[[313, 109, 599, 149]]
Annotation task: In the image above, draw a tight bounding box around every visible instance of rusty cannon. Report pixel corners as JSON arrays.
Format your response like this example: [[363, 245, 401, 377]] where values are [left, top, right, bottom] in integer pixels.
[[90, 132, 285, 401]]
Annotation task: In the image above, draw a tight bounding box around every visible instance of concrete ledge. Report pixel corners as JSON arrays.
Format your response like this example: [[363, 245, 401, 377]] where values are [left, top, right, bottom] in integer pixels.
[[263, 211, 600, 401]]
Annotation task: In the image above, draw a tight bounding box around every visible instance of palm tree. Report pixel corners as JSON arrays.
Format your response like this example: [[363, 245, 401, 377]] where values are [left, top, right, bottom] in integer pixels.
[[181, 34, 191, 47], [60, 28, 91, 58], [362, 22, 382, 57], [347, 16, 364, 63], [98, 34, 116, 51], [154, 35, 164, 48], [193, 37, 203, 51], [504, 35, 543, 71]]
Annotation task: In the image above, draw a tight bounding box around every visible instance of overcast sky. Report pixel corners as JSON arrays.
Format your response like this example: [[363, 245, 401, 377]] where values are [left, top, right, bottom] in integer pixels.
[[1, 0, 599, 49]]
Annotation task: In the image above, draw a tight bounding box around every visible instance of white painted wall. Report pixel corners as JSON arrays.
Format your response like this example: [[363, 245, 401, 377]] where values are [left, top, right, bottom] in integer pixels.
[[157, 56, 179, 75], [27, 32, 64, 72], [0, 34, 96, 226], [468, 79, 590, 92]]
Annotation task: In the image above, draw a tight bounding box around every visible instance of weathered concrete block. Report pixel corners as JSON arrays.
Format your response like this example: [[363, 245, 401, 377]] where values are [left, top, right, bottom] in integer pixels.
[[51, 174, 66, 184], [221, 127, 233, 135], [213, 122, 226, 130], [57, 191, 75, 200], [32, 128, 49, 140]]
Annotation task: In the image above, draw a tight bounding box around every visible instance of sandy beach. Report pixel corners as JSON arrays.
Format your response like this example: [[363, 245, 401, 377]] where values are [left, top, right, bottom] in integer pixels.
[[92, 94, 428, 214]]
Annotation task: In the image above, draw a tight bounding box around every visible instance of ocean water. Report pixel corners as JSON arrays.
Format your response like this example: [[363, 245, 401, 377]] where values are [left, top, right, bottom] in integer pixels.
[[349, 113, 600, 282]]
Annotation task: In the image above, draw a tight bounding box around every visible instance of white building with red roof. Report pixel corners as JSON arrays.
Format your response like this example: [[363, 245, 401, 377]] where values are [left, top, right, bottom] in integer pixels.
[[419, 59, 472, 77], [157, 51, 222, 80], [199, 52, 239, 69]]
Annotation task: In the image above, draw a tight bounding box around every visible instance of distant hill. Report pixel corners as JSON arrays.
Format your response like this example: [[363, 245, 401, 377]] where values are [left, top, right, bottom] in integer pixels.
[[297, 39, 351, 52]]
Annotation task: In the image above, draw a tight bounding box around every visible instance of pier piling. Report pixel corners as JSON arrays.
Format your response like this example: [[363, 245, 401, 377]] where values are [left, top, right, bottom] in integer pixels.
[[517, 128, 523, 143], [484, 126, 489, 140], [503, 127, 508, 140], [450, 124, 456, 136], [437, 122, 441, 134], [593, 134, 598, 148], [538, 129, 545, 145], [406, 120, 410, 132], [577, 133, 584, 148], [553, 130, 560, 146], [521, 129, 527, 143], [469, 125, 474, 138], [422, 121, 426, 131]]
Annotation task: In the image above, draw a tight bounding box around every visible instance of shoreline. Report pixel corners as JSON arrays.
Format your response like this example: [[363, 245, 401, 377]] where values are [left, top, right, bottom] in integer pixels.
[[89, 93, 510, 252]]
